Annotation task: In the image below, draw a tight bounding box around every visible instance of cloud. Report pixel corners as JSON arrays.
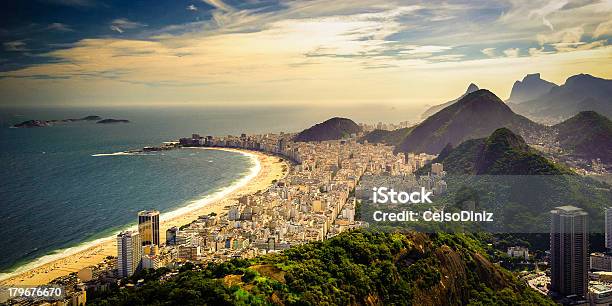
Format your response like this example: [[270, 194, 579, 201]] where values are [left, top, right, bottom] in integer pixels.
[[47, 23, 74, 32], [593, 20, 612, 38], [426, 54, 464, 62], [4, 40, 28, 52], [551, 40, 606, 52], [481, 48, 496, 57], [528, 47, 553, 56], [109, 18, 146, 33], [1, 0, 611, 106], [527, 0, 568, 30], [537, 26, 583, 45], [503, 48, 520, 57], [400, 45, 452, 55], [187, 4, 198, 11], [202, 0, 233, 12]]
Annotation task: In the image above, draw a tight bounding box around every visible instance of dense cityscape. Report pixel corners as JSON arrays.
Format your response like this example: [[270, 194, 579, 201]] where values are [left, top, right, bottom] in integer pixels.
[[3, 125, 610, 305]]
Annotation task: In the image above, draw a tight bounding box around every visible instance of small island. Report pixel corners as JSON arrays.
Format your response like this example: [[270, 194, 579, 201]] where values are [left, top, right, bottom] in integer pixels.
[[11, 115, 128, 128], [13, 120, 52, 128], [96, 119, 130, 124]]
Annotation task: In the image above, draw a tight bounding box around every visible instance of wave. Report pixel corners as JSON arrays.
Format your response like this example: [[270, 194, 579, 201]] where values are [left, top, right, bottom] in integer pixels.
[[92, 151, 160, 157], [0, 148, 261, 282], [91, 151, 135, 157]]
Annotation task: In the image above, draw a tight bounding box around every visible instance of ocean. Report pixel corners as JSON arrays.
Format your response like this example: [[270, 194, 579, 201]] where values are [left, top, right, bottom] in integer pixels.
[[0, 104, 422, 278]]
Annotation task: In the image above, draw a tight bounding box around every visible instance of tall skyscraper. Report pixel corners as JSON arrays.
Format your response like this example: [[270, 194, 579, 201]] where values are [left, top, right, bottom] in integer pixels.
[[605, 207, 612, 251], [117, 231, 142, 278], [138, 210, 160, 246], [550, 205, 588, 299]]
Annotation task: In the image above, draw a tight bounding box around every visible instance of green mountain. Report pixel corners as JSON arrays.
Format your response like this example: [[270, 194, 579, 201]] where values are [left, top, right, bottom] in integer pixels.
[[420, 128, 572, 175], [416, 128, 610, 234], [88, 231, 553, 305], [294, 117, 361, 142], [554, 111, 612, 163], [359, 127, 413, 145], [398, 89, 540, 155]]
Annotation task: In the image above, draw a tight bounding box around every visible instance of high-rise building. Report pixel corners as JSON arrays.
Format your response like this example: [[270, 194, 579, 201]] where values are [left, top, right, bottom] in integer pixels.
[[117, 231, 142, 278], [605, 207, 612, 251], [550, 205, 588, 299], [138, 210, 160, 246], [166, 226, 179, 246]]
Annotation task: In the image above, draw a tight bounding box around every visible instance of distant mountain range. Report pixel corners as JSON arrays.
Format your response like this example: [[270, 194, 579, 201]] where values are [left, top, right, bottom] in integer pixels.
[[508, 74, 612, 122], [420, 83, 479, 119], [554, 111, 612, 163], [506, 73, 557, 104], [294, 117, 361, 142], [397, 89, 539, 155]]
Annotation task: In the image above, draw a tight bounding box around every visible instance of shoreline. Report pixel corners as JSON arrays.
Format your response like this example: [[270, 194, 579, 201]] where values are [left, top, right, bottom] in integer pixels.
[[0, 147, 288, 286]]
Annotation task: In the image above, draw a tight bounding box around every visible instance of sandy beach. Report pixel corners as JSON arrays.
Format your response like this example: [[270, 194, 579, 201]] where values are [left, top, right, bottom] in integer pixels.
[[0, 148, 288, 286]]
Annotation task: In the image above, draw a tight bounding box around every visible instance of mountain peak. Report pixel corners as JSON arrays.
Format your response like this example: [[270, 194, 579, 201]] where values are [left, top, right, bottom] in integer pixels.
[[420, 83, 480, 119], [523, 73, 541, 81], [510, 74, 611, 121], [565, 73, 598, 85], [457, 89, 509, 109], [507, 73, 557, 104], [400, 89, 538, 155], [466, 83, 479, 94], [294, 117, 361, 142], [554, 110, 612, 163], [475, 127, 571, 175], [572, 110, 606, 120], [484, 127, 529, 153]]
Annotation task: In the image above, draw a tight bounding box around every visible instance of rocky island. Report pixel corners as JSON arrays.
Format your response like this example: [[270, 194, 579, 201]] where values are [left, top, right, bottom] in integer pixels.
[[96, 119, 130, 124], [11, 115, 129, 128]]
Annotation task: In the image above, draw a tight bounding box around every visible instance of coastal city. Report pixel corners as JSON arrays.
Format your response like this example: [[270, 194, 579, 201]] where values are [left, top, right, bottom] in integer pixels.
[[2, 129, 442, 305], [2, 126, 611, 306]]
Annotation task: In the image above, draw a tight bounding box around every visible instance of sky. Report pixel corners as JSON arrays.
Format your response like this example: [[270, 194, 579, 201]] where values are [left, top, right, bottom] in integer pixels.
[[0, 0, 611, 108]]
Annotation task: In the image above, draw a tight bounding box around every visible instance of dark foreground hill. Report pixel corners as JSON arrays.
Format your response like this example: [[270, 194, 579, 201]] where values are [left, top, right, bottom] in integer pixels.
[[294, 117, 361, 142], [88, 230, 553, 305], [419, 128, 572, 175], [554, 111, 612, 163], [416, 128, 610, 233], [398, 90, 540, 155]]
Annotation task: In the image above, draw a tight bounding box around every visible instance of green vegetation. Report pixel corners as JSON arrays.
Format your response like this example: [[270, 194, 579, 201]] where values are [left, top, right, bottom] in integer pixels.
[[88, 230, 553, 305], [359, 127, 414, 146], [418, 128, 572, 176], [414, 127, 611, 239], [554, 111, 612, 163], [294, 117, 361, 142], [397, 89, 540, 155]]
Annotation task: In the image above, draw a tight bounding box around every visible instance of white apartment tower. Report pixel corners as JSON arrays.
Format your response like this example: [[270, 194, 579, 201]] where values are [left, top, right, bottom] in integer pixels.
[[117, 231, 142, 278]]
